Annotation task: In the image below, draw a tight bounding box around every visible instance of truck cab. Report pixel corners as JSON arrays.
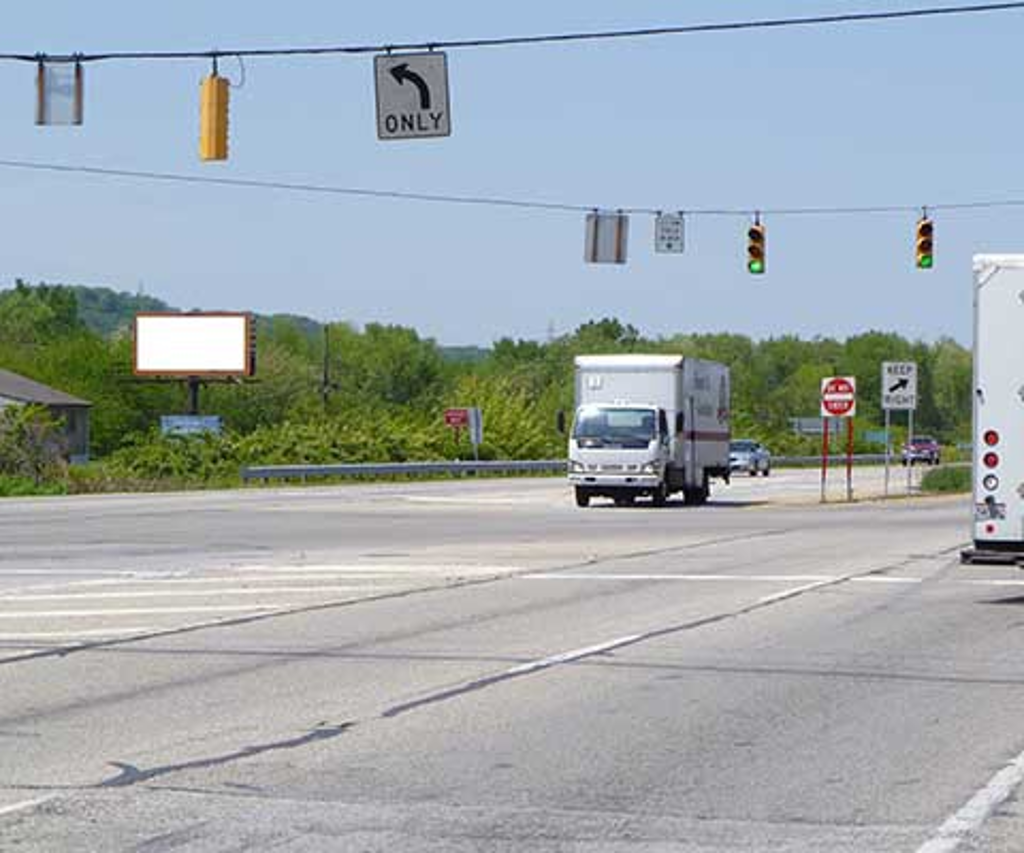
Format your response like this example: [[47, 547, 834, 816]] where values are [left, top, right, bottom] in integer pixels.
[[568, 404, 672, 507]]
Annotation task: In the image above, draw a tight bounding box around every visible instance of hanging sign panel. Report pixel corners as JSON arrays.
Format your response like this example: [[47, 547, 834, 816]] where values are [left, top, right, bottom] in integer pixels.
[[375, 52, 451, 140], [585, 212, 629, 264]]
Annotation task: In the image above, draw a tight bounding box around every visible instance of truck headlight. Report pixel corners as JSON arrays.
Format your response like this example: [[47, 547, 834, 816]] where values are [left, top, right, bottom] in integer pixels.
[[569, 460, 585, 473], [642, 462, 657, 474]]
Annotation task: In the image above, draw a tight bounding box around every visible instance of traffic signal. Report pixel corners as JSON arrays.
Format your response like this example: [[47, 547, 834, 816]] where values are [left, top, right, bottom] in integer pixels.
[[747, 220, 766, 274], [199, 72, 229, 161], [915, 216, 934, 269]]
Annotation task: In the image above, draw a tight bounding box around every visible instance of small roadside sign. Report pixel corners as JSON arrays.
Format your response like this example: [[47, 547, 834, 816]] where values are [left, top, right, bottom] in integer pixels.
[[444, 406, 482, 459], [821, 376, 856, 418], [444, 408, 469, 429], [375, 52, 451, 140], [881, 361, 918, 410], [160, 415, 222, 437], [654, 213, 685, 253]]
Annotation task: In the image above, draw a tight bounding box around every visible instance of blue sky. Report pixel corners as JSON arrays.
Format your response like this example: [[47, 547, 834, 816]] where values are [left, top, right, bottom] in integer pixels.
[[0, 1, 1020, 346]]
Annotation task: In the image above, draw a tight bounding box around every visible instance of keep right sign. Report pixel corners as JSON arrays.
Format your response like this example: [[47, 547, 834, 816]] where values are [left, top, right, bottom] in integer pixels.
[[881, 361, 918, 411]]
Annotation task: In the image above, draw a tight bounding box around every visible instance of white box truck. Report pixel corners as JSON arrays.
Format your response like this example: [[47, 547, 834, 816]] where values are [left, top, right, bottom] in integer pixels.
[[565, 354, 730, 507], [962, 255, 1024, 565]]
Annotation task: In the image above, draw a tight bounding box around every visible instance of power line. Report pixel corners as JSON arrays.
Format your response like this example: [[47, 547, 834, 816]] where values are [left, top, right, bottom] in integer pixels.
[[5, 2, 1024, 63], [2, 157, 1024, 219]]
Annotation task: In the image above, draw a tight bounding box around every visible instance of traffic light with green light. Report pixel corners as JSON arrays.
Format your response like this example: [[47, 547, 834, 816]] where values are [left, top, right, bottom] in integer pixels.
[[747, 221, 766, 274], [915, 216, 934, 269]]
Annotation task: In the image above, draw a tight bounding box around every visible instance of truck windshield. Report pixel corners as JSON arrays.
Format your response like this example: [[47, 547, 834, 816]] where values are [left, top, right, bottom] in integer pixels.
[[573, 407, 657, 448]]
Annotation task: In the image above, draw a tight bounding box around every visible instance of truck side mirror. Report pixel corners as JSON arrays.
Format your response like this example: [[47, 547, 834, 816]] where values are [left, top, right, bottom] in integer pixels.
[[556, 410, 566, 434], [658, 410, 669, 436], [675, 412, 684, 434]]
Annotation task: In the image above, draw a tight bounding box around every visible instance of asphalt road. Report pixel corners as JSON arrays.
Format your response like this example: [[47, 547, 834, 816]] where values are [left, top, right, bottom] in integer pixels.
[[2, 471, 1023, 852]]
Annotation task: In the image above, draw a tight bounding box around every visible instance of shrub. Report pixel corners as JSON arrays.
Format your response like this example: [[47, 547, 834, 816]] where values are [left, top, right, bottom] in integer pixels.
[[0, 474, 66, 497], [0, 404, 67, 484], [920, 465, 971, 494]]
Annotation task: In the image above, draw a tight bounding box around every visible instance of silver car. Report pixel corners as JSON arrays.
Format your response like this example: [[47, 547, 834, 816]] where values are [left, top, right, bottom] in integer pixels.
[[729, 439, 771, 477]]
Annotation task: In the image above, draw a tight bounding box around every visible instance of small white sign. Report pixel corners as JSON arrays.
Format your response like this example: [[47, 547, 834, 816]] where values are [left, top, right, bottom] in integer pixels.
[[881, 361, 917, 410], [375, 52, 450, 140], [655, 213, 685, 253]]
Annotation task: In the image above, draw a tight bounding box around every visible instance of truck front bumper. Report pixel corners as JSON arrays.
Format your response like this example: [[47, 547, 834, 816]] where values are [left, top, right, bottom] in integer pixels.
[[569, 473, 662, 490]]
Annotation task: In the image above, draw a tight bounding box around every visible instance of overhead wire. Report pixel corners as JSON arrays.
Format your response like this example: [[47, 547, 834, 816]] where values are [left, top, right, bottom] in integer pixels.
[[2, 1, 1023, 63], [2, 158, 1024, 220]]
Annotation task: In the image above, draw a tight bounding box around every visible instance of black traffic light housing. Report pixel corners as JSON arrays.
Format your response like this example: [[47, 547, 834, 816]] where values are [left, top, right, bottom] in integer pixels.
[[747, 219, 766, 274], [915, 215, 934, 269]]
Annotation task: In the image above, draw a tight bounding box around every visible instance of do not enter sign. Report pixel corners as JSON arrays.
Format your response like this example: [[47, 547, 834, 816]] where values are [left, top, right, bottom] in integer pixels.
[[821, 376, 856, 418]]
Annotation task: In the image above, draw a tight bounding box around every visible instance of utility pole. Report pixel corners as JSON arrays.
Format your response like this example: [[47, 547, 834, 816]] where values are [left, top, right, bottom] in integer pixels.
[[321, 323, 331, 411]]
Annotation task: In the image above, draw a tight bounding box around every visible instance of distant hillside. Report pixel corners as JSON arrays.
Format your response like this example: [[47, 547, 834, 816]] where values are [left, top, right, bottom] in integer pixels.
[[72, 287, 174, 336], [64, 285, 483, 355]]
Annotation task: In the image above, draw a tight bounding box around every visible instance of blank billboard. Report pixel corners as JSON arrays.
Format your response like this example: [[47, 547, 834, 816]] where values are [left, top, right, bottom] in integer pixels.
[[134, 312, 254, 377]]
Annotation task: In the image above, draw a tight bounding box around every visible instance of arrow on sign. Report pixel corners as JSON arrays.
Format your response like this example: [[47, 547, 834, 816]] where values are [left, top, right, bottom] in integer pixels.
[[390, 63, 431, 109], [888, 378, 910, 393]]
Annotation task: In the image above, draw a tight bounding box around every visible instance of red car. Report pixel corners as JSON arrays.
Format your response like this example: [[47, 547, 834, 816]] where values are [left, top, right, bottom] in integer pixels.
[[901, 435, 941, 466]]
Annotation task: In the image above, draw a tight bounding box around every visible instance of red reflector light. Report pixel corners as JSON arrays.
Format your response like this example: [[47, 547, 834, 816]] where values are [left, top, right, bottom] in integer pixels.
[[984, 452, 999, 468], [986, 523, 996, 534], [984, 430, 1000, 447]]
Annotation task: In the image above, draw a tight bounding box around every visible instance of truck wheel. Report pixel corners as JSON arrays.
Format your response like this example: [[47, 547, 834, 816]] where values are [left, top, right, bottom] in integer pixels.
[[762, 466, 771, 477], [749, 468, 758, 477], [684, 485, 708, 506], [651, 483, 667, 507], [574, 487, 590, 508]]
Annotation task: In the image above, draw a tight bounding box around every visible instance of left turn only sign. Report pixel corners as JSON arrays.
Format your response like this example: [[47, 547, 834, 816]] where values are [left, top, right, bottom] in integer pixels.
[[375, 52, 451, 140]]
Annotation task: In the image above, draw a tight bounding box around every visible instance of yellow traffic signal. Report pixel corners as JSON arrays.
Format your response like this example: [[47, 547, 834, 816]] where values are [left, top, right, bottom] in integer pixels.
[[199, 72, 229, 161], [747, 220, 766, 274], [915, 216, 934, 269]]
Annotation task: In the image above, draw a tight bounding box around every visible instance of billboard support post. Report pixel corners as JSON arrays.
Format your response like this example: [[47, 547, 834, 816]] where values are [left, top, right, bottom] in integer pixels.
[[187, 377, 201, 416]]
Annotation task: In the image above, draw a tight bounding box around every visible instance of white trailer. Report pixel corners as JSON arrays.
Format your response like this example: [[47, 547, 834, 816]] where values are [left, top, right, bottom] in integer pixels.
[[962, 255, 1024, 564], [565, 354, 730, 507]]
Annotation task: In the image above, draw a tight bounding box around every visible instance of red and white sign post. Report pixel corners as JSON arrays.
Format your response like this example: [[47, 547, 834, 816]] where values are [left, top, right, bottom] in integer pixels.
[[820, 376, 857, 502]]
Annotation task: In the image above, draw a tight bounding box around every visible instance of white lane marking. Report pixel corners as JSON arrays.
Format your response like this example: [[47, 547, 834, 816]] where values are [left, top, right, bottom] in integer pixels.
[[504, 634, 645, 677], [526, 572, 922, 585], [235, 563, 520, 575], [756, 578, 840, 605], [0, 795, 56, 818], [66, 573, 421, 586], [0, 569, 135, 576], [526, 573, 837, 582], [963, 579, 1024, 586], [916, 752, 1024, 853], [0, 605, 279, 618], [0, 627, 156, 639], [0, 585, 397, 602]]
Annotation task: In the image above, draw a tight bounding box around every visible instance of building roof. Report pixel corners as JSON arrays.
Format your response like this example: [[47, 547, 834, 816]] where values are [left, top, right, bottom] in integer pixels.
[[0, 368, 91, 407]]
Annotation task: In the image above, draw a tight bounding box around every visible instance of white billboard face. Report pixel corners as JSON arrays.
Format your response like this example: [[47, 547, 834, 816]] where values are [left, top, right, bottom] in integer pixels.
[[134, 313, 253, 377]]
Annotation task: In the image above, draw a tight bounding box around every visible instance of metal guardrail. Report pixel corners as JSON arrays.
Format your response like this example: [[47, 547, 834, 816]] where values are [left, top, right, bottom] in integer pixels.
[[773, 453, 888, 466], [241, 459, 566, 482], [240, 454, 947, 483]]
